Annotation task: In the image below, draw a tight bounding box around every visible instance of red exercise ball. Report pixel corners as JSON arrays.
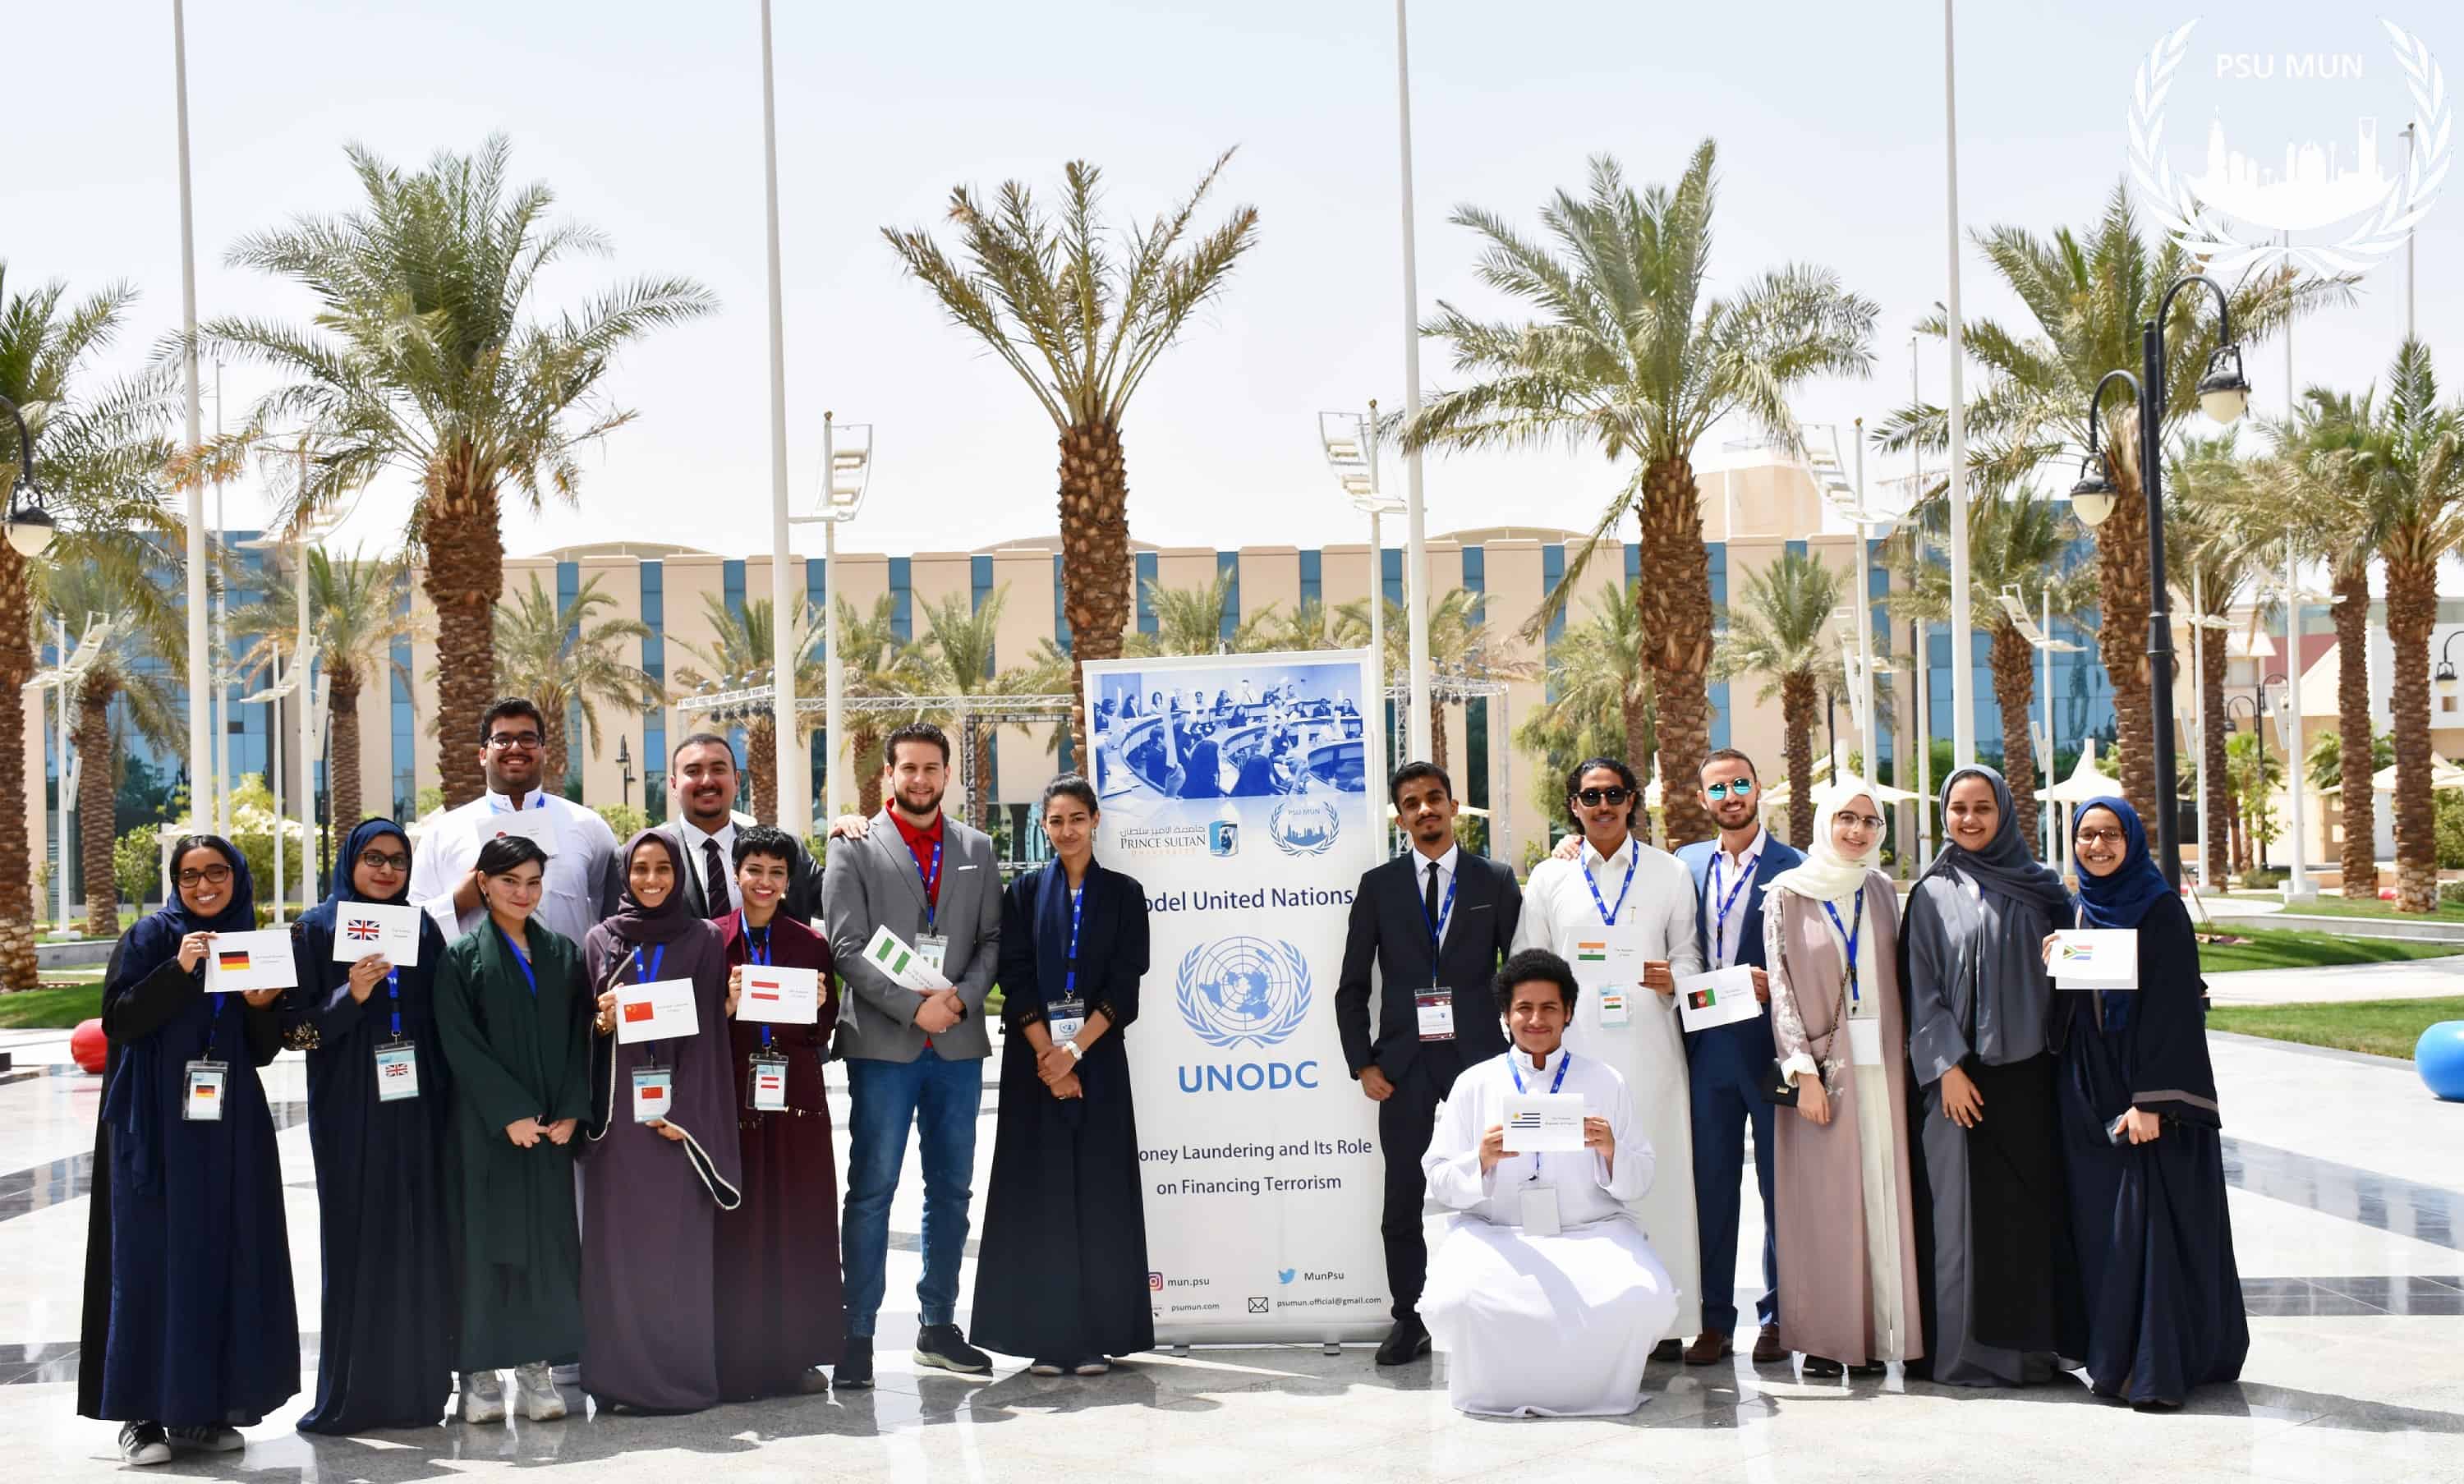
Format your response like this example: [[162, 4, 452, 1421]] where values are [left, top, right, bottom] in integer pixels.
[[70, 1018, 107, 1076]]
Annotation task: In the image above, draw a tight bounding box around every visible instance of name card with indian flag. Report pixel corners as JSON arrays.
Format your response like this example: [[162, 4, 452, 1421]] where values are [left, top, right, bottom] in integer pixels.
[[203, 929, 299, 994], [614, 979, 700, 1044], [1674, 965, 1759, 1033], [735, 964, 821, 1025]]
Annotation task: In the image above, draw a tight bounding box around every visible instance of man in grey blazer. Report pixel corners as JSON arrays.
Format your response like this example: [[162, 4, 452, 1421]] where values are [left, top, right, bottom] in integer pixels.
[[822, 721, 1002, 1388]]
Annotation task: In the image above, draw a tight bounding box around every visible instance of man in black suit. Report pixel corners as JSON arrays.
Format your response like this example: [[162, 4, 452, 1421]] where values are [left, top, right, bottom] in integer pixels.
[[657, 733, 824, 923], [1335, 760, 1524, 1367]]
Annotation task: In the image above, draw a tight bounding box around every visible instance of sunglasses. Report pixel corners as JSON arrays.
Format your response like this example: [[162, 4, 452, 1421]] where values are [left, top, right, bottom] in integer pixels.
[[359, 849, 411, 872], [1705, 779, 1755, 799], [1574, 786, 1632, 806]]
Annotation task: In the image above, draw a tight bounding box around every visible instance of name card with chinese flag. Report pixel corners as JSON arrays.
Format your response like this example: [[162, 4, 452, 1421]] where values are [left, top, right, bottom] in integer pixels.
[[204, 929, 298, 994], [614, 979, 699, 1044], [735, 964, 821, 1026]]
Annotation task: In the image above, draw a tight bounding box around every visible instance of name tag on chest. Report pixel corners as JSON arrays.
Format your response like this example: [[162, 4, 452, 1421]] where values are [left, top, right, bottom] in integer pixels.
[[632, 1067, 673, 1123], [1047, 998, 1087, 1044], [183, 1060, 228, 1122], [747, 1054, 788, 1113], [1414, 990, 1455, 1041], [1519, 1183, 1562, 1237], [373, 1040, 421, 1101], [913, 934, 949, 975], [1848, 1017, 1884, 1067], [1597, 991, 1631, 1028]]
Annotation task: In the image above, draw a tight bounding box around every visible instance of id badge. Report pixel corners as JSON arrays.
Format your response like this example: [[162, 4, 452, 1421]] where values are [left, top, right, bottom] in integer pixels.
[[373, 1039, 421, 1102], [1597, 990, 1632, 1029], [1848, 1017, 1885, 1067], [632, 1066, 674, 1124], [1046, 997, 1087, 1044], [1414, 990, 1456, 1041], [747, 1054, 788, 1113], [913, 934, 949, 975], [182, 1059, 228, 1122], [1519, 1183, 1562, 1237]]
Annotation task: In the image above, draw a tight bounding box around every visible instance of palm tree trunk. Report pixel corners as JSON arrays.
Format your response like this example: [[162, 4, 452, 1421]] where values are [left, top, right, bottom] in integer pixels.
[[1057, 418, 1132, 770], [2200, 618, 2231, 890], [2385, 554, 2440, 912], [540, 705, 569, 800], [329, 667, 363, 832], [1988, 622, 2042, 855], [76, 680, 119, 938], [852, 724, 883, 817], [1620, 679, 1653, 838], [2331, 565, 2377, 897], [0, 544, 38, 984], [1780, 671, 1817, 848], [2095, 462, 2158, 822], [1428, 694, 1450, 775], [2227, 789, 2245, 875], [972, 722, 994, 830], [1638, 456, 1717, 847], [422, 454, 503, 810], [747, 715, 779, 825]]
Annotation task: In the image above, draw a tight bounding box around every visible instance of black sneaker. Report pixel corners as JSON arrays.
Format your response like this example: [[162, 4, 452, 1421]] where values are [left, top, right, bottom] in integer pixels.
[[834, 1336, 875, 1390], [165, 1425, 243, 1452], [912, 1323, 991, 1375], [1374, 1316, 1431, 1367], [118, 1422, 170, 1466]]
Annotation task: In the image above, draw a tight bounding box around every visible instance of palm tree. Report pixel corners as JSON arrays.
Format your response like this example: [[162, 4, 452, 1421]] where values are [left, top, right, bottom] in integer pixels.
[[1877, 184, 2333, 823], [1715, 551, 1846, 846], [1, 264, 177, 981], [2226, 730, 2286, 873], [1406, 147, 1876, 846], [229, 542, 418, 834], [1264, 598, 1341, 653], [1125, 572, 1282, 658], [1892, 490, 2092, 854], [1514, 589, 1652, 823], [669, 595, 828, 825], [45, 547, 185, 935], [494, 573, 661, 798], [2308, 727, 2391, 793], [207, 136, 715, 809], [883, 154, 1260, 768], [1336, 590, 1535, 776], [2163, 438, 2264, 891], [833, 594, 929, 817]]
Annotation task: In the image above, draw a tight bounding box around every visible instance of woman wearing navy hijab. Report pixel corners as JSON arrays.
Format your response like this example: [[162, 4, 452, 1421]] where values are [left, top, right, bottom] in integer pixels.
[[2051, 797, 2247, 1409], [287, 819, 457, 1432], [77, 835, 297, 1465]]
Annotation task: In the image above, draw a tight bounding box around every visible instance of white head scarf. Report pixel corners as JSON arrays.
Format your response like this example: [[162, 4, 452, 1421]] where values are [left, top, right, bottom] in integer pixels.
[[1765, 774, 1885, 903]]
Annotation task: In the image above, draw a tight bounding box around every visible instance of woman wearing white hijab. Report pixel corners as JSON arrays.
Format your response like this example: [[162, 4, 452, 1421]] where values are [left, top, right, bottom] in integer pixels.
[[1762, 778, 1923, 1378]]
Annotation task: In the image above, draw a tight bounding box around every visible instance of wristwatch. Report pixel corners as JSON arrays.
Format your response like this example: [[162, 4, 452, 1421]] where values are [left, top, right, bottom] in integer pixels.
[[1062, 1041, 1083, 1061]]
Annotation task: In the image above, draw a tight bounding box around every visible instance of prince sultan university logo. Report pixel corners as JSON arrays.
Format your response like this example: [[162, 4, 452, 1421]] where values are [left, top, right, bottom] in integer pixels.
[[1176, 936, 1312, 1049], [2129, 19, 2449, 276]]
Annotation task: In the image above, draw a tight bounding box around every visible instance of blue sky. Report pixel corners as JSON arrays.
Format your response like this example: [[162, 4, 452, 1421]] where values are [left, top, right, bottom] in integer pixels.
[[13, 1, 2457, 562]]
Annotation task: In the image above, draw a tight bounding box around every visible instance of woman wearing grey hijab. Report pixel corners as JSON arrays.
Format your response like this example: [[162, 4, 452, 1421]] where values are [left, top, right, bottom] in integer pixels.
[[1899, 766, 2083, 1386]]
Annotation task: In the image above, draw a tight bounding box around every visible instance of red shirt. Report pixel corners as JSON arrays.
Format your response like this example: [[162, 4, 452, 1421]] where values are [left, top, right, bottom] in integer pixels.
[[890, 809, 945, 909]]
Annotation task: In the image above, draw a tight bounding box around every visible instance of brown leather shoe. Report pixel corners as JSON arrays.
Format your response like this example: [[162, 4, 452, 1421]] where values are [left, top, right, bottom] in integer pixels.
[[1682, 1330, 1732, 1366], [1751, 1324, 1786, 1364]]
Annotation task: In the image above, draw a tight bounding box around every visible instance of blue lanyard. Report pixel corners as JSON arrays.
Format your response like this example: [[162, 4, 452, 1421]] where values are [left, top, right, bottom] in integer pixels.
[[385, 968, 402, 1039], [747, 919, 775, 1050], [1821, 893, 1864, 1007], [1709, 847, 1759, 969], [632, 944, 665, 984], [1584, 847, 1638, 927], [1507, 1052, 1573, 1181], [1418, 859, 1459, 960], [1064, 885, 1086, 993], [916, 836, 943, 931], [498, 928, 536, 997]]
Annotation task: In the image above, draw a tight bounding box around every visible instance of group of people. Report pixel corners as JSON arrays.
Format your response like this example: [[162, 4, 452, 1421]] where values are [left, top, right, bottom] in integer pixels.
[[1342, 752, 2246, 1417], [78, 703, 1154, 1463]]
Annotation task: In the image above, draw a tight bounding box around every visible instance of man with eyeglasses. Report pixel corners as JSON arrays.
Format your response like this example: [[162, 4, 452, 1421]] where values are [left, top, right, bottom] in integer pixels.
[[408, 696, 623, 947], [1672, 748, 1801, 1368]]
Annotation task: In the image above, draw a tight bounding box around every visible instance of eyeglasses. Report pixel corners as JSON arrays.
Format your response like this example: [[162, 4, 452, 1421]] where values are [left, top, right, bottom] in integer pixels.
[[487, 733, 543, 751], [1575, 786, 1632, 806], [2075, 828, 2127, 847], [359, 849, 411, 872], [1834, 814, 1887, 833], [176, 864, 232, 888], [1705, 779, 1755, 799]]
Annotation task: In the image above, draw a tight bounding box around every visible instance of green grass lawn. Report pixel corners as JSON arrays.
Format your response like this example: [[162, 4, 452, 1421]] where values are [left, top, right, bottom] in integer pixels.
[[0, 982, 103, 1030], [2221, 892, 2464, 922], [2195, 926, 2464, 974], [2208, 995, 2464, 1060]]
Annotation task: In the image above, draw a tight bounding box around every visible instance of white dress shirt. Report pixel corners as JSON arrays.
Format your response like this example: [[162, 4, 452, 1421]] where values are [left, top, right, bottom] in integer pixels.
[[1407, 843, 1460, 949], [679, 817, 739, 914], [407, 787, 621, 946], [1704, 826, 1768, 970]]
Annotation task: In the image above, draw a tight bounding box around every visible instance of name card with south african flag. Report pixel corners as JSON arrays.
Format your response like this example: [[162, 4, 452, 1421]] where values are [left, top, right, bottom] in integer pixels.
[[204, 929, 299, 994], [331, 903, 422, 967], [2050, 930, 2138, 990]]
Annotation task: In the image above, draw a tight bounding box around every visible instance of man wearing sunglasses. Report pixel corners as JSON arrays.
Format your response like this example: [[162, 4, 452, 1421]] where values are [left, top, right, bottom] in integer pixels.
[[1673, 748, 1802, 1368], [408, 696, 623, 946]]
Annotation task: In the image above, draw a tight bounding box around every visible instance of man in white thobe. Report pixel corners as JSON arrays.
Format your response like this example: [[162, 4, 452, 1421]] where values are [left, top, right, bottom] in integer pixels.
[[407, 696, 622, 945], [1420, 948, 1679, 1417]]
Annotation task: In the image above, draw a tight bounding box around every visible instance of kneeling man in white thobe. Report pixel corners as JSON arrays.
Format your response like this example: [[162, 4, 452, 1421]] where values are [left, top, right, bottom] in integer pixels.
[[1420, 947, 1679, 1417]]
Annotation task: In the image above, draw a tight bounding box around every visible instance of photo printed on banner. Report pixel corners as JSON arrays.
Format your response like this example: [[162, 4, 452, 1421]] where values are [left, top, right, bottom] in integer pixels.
[[1090, 659, 1369, 812]]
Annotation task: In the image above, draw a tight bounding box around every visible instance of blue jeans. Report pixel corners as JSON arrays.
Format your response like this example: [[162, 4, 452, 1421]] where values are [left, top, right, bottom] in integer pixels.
[[841, 1048, 984, 1339]]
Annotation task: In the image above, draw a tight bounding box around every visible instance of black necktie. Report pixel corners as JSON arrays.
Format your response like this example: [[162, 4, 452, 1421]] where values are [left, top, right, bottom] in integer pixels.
[[703, 837, 729, 917], [1425, 860, 1442, 946]]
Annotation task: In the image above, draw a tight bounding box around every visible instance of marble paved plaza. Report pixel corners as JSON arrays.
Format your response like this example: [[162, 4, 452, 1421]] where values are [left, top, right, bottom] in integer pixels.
[[0, 1024, 2458, 1482]]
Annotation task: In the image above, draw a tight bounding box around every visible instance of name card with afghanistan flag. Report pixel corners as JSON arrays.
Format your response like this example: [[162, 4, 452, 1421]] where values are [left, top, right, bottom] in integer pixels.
[[735, 964, 822, 1025], [1675, 965, 1759, 1032], [331, 902, 423, 966], [204, 929, 299, 994]]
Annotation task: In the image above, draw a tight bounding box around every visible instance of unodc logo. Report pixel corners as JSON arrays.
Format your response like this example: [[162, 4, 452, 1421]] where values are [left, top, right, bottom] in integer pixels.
[[1268, 796, 1340, 857], [1176, 936, 1313, 1049]]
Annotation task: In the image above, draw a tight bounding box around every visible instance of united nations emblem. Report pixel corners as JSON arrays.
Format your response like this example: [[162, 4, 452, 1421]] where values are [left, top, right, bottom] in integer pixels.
[[1175, 937, 1313, 1049], [1268, 796, 1340, 857]]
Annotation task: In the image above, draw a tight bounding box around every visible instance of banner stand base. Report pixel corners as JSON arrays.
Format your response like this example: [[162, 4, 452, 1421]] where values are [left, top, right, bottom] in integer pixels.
[[1172, 1344, 1191, 1358], [1322, 1342, 1341, 1357]]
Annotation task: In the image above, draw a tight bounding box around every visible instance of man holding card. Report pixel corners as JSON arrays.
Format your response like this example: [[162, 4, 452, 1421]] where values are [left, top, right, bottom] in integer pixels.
[[1418, 949, 1677, 1417], [1334, 760, 1523, 1369], [410, 697, 623, 946], [821, 721, 1003, 1388]]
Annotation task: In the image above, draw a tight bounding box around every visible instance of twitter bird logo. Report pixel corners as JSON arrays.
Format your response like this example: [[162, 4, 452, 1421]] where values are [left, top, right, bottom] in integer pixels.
[[1277, 1268, 1296, 1284]]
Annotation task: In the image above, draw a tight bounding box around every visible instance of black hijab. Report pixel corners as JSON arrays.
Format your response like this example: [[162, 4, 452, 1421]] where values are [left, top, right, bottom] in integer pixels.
[[1915, 765, 2073, 914]]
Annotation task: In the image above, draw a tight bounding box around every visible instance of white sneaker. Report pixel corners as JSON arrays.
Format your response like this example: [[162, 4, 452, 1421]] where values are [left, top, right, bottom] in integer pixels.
[[459, 1370, 507, 1425], [165, 1426, 243, 1453], [117, 1422, 170, 1465], [513, 1362, 568, 1422]]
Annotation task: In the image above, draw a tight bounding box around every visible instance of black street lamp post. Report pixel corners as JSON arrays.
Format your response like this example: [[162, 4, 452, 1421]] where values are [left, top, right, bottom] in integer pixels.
[[2, 393, 62, 559]]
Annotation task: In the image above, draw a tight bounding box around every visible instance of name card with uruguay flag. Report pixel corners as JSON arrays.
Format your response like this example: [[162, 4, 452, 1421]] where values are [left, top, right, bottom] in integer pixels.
[[1675, 965, 1759, 1032], [735, 964, 821, 1025], [331, 902, 422, 966], [614, 979, 699, 1044], [204, 929, 298, 994], [2051, 929, 2139, 990], [1500, 1091, 1587, 1153]]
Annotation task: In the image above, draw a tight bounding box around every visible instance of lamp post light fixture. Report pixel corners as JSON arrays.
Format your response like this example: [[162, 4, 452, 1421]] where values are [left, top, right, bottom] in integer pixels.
[[787, 415, 873, 828], [618, 734, 636, 811], [2071, 273, 2252, 887], [1, 394, 60, 559], [2435, 628, 2464, 702], [1322, 404, 1407, 809]]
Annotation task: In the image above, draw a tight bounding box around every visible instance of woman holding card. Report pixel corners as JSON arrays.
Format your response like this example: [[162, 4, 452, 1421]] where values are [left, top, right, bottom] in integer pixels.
[[1763, 779, 1922, 1378], [2052, 797, 2246, 1409], [969, 775, 1154, 1376], [714, 825, 844, 1399], [582, 830, 741, 1413], [80, 836, 297, 1464], [432, 834, 593, 1426], [287, 819, 457, 1433]]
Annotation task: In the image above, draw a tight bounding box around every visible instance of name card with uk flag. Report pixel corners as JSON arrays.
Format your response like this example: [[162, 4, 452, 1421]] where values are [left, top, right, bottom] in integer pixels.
[[614, 979, 699, 1044], [735, 964, 821, 1026], [332, 902, 422, 967]]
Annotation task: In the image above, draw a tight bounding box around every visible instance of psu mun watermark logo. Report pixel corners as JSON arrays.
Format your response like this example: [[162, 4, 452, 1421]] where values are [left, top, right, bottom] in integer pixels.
[[1175, 936, 1313, 1049], [2128, 19, 2449, 276], [1267, 795, 1340, 857]]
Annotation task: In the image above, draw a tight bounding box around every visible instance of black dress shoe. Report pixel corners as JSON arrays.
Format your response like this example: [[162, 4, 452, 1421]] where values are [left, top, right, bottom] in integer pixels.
[[1374, 1316, 1432, 1366], [834, 1337, 875, 1390]]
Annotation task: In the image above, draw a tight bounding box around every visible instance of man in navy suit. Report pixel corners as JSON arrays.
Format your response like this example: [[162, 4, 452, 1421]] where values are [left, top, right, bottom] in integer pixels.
[[1673, 748, 1803, 1367]]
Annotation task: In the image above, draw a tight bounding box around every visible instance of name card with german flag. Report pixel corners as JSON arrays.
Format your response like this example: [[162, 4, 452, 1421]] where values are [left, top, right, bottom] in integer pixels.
[[735, 965, 821, 1026], [203, 929, 298, 994], [614, 979, 699, 1044]]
